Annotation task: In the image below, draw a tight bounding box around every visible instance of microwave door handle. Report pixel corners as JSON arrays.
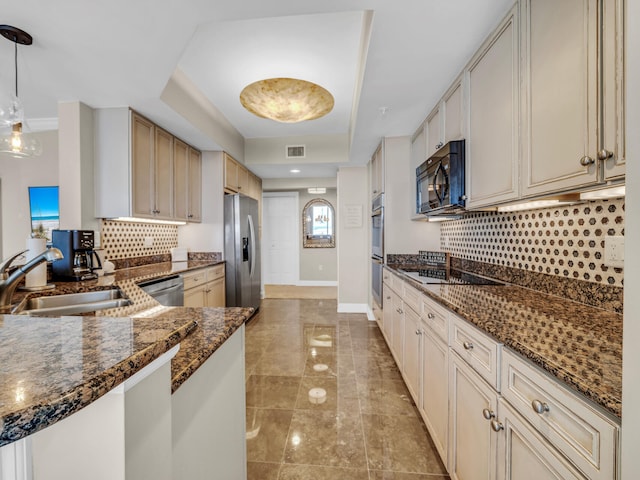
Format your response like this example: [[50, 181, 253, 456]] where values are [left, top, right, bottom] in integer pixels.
[[433, 163, 444, 204]]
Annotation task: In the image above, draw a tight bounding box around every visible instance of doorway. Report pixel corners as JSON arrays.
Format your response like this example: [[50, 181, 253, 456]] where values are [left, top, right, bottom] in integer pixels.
[[262, 192, 299, 285]]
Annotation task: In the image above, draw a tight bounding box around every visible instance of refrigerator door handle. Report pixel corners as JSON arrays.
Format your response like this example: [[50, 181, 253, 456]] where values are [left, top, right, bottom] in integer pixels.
[[248, 214, 256, 278]]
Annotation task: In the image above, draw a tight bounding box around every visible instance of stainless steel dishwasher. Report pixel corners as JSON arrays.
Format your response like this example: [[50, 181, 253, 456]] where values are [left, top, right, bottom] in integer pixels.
[[138, 274, 184, 306]]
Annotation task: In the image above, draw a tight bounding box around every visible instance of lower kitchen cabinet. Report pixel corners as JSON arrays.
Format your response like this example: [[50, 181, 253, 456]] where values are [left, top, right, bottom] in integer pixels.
[[402, 305, 422, 401], [382, 284, 394, 342], [449, 351, 499, 480], [421, 324, 449, 465], [391, 292, 405, 368], [497, 398, 586, 480], [183, 265, 226, 308]]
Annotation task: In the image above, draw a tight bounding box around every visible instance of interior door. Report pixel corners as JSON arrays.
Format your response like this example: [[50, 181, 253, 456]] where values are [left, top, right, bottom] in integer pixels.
[[262, 193, 299, 285]]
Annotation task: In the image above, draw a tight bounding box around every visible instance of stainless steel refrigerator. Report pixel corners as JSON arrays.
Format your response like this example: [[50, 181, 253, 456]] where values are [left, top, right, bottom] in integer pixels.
[[224, 194, 261, 310]]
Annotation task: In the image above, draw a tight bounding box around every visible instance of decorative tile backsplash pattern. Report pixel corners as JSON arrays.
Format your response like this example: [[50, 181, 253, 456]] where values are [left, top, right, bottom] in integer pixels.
[[440, 198, 625, 288], [100, 220, 179, 261]]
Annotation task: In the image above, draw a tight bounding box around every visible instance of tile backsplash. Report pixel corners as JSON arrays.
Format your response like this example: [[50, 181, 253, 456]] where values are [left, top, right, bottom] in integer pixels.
[[440, 198, 625, 288], [100, 220, 179, 261]]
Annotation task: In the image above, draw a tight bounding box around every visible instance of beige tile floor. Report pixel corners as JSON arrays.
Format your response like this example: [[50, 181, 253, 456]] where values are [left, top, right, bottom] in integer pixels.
[[245, 298, 450, 479]]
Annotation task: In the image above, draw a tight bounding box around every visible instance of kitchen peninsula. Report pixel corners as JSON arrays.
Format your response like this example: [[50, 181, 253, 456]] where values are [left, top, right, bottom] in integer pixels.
[[0, 260, 253, 480]]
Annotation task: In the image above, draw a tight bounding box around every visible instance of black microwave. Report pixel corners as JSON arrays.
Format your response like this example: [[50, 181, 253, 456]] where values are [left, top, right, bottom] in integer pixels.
[[416, 140, 466, 216]]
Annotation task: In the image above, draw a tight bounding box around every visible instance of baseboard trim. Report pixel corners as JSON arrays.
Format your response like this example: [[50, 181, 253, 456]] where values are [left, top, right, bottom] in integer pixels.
[[296, 280, 338, 287], [337, 303, 369, 314]]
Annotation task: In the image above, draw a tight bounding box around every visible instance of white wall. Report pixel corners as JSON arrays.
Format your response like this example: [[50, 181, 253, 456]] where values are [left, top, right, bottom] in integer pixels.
[[58, 101, 99, 236], [383, 136, 441, 255], [0, 130, 59, 256], [299, 188, 337, 283], [177, 151, 224, 253], [336, 166, 368, 312], [245, 134, 349, 168], [621, 2, 639, 477]]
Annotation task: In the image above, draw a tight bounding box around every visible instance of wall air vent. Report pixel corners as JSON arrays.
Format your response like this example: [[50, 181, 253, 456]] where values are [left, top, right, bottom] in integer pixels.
[[286, 145, 306, 159]]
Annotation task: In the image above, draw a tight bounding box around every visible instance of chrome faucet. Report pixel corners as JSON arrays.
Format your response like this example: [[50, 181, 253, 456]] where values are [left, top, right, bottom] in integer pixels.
[[0, 248, 64, 312]]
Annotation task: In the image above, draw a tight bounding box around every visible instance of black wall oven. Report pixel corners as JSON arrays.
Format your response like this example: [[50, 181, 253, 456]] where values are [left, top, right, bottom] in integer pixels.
[[416, 140, 466, 216], [371, 194, 384, 307]]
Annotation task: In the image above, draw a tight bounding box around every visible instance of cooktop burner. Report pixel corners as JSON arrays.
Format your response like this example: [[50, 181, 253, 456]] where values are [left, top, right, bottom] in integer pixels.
[[398, 268, 506, 286]]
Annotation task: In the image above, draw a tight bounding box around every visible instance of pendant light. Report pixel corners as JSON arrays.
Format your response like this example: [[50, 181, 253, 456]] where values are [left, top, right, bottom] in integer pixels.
[[0, 25, 41, 157]]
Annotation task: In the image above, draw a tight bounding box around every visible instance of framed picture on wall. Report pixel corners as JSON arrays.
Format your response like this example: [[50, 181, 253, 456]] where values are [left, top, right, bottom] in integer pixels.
[[28, 186, 60, 243]]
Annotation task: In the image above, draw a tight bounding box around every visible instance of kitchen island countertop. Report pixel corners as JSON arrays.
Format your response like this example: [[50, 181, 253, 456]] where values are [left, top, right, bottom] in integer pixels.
[[0, 260, 254, 447]]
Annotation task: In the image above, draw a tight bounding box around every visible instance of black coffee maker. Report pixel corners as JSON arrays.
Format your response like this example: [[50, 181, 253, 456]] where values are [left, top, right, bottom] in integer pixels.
[[52, 230, 102, 281]]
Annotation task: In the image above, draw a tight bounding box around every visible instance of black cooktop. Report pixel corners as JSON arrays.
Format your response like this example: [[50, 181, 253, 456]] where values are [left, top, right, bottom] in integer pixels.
[[398, 268, 506, 286]]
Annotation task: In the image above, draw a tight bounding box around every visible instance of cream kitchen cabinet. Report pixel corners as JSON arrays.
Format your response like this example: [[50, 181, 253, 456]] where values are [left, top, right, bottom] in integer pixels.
[[424, 75, 465, 160], [95, 107, 202, 222], [521, 0, 625, 195], [391, 290, 405, 367], [370, 142, 384, 200], [174, 140, 202, 223], [466, 4, 520, 209], [426, 106, 442, 159], [224, 152, 251, 195], [382, 284, 394, 342], [402, 305, 422, 401], [410, 123, 426, 216], [450, 351, 499, 480], [183, 265, 226, 308]]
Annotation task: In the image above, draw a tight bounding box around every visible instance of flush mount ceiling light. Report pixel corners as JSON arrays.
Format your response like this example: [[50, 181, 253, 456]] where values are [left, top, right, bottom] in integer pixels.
[[239, 78, 334, 123], [0, 24, 41, 158]]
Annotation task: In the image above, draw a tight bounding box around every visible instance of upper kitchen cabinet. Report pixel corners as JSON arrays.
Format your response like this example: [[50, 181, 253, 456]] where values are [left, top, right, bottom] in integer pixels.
[[174, 139, 202, 223], [410, 123, 426, 216], [95, 108, 202, 222], [370, 142, 384, 199], [466, 4, 520, 209], [521, 0, 624, 196], [425, 76, 465, 159], [224, 152, 251, 195]]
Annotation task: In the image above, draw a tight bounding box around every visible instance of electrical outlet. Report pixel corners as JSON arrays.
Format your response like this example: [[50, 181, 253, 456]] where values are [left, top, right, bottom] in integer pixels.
[[144, 236, 154, 248], [604, 236, 624, 269]]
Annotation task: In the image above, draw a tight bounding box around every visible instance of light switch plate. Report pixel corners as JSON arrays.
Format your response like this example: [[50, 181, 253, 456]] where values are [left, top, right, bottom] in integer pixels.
[[604, 236, 624, 268], [144, 236, 154, 248]]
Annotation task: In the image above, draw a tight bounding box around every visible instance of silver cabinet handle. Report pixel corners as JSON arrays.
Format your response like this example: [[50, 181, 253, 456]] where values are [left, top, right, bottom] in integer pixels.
[[436, 141, 444, 149], [598, 149, 614, 161], [580, 156, 595, 166], [482, 408, 495, 420], [427, 312, 435, 319], [415, 329, 421, 335], [491, 420, 504, 432], [386, 296, 391, 300], [463, 341, 474, 350], [532, 399, 550, 414]]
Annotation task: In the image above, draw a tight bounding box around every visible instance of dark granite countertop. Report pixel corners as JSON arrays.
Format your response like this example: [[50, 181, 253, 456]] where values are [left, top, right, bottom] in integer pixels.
[[385, 265, 622, 418], [1, 260, 254, 447]]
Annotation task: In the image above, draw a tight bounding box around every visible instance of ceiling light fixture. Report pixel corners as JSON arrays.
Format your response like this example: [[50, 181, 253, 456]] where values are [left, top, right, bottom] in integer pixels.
[[240, 77, 334, 123], [308, 187, 326, 194], [0, 25, 41, 158], [290, 169, 301, 174]]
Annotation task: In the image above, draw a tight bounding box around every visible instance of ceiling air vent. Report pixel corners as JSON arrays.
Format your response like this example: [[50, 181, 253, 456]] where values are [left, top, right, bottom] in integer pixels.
[[286, 145, 306, 159]]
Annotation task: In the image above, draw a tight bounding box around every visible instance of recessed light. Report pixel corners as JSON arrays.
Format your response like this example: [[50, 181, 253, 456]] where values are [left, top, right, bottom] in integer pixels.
[[308, 187, 326, 194], [290, 169, 301, 174]]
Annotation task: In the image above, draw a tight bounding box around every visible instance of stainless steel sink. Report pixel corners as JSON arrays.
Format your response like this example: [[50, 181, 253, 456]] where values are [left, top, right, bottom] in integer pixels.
[[12, 289, 132, 316]]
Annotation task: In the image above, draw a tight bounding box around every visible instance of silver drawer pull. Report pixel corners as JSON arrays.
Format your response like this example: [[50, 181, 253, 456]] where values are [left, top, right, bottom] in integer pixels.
[[463, 341, 474, 350], [491, 420, 504, 432], [482, 408, 495, 420], [580, 155, 595, 166], [415, 330, 421, 335], [532, 399, 550, 414], [427, 312, 435, 319]]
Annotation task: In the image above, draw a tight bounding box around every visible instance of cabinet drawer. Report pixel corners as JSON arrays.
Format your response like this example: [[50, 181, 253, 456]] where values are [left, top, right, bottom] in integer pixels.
[[391, 272, 405, 294], [421, 295, 449, 344], [402, 281, 422, 314], [501, 349, 618, 480], [382, 268, 392, 285], [207, 264, 225, 281], [182, 269, 208, 290], [451, 315, 502, 390]]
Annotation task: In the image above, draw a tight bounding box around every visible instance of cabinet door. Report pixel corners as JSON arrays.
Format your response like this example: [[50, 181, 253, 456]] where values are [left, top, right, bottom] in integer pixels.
[[391, 294, 404, 367], [497, 399, 586, 480], [426, 106, 442, 158], [443, 78, 464, 143], [224, 153, 239, 192], [450, 352, 498, 480], [205, 277, 225, 307], [521, 0, 599, 196], [184, 286, 206, 308], [237, 165, 249, 195], [410, 124, 426, 216], [466, 5, 519, 208], [131, 113, 155, 218], [422, 326, 449, 466], [154, 128, 173, 220], [602, 0, 625, 180], [188, 148, 202, 222], [371, 143, 384, 199], [382, 284, 394, 342], [403, 306, 422, 403], [173, 138, 189, 221]]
